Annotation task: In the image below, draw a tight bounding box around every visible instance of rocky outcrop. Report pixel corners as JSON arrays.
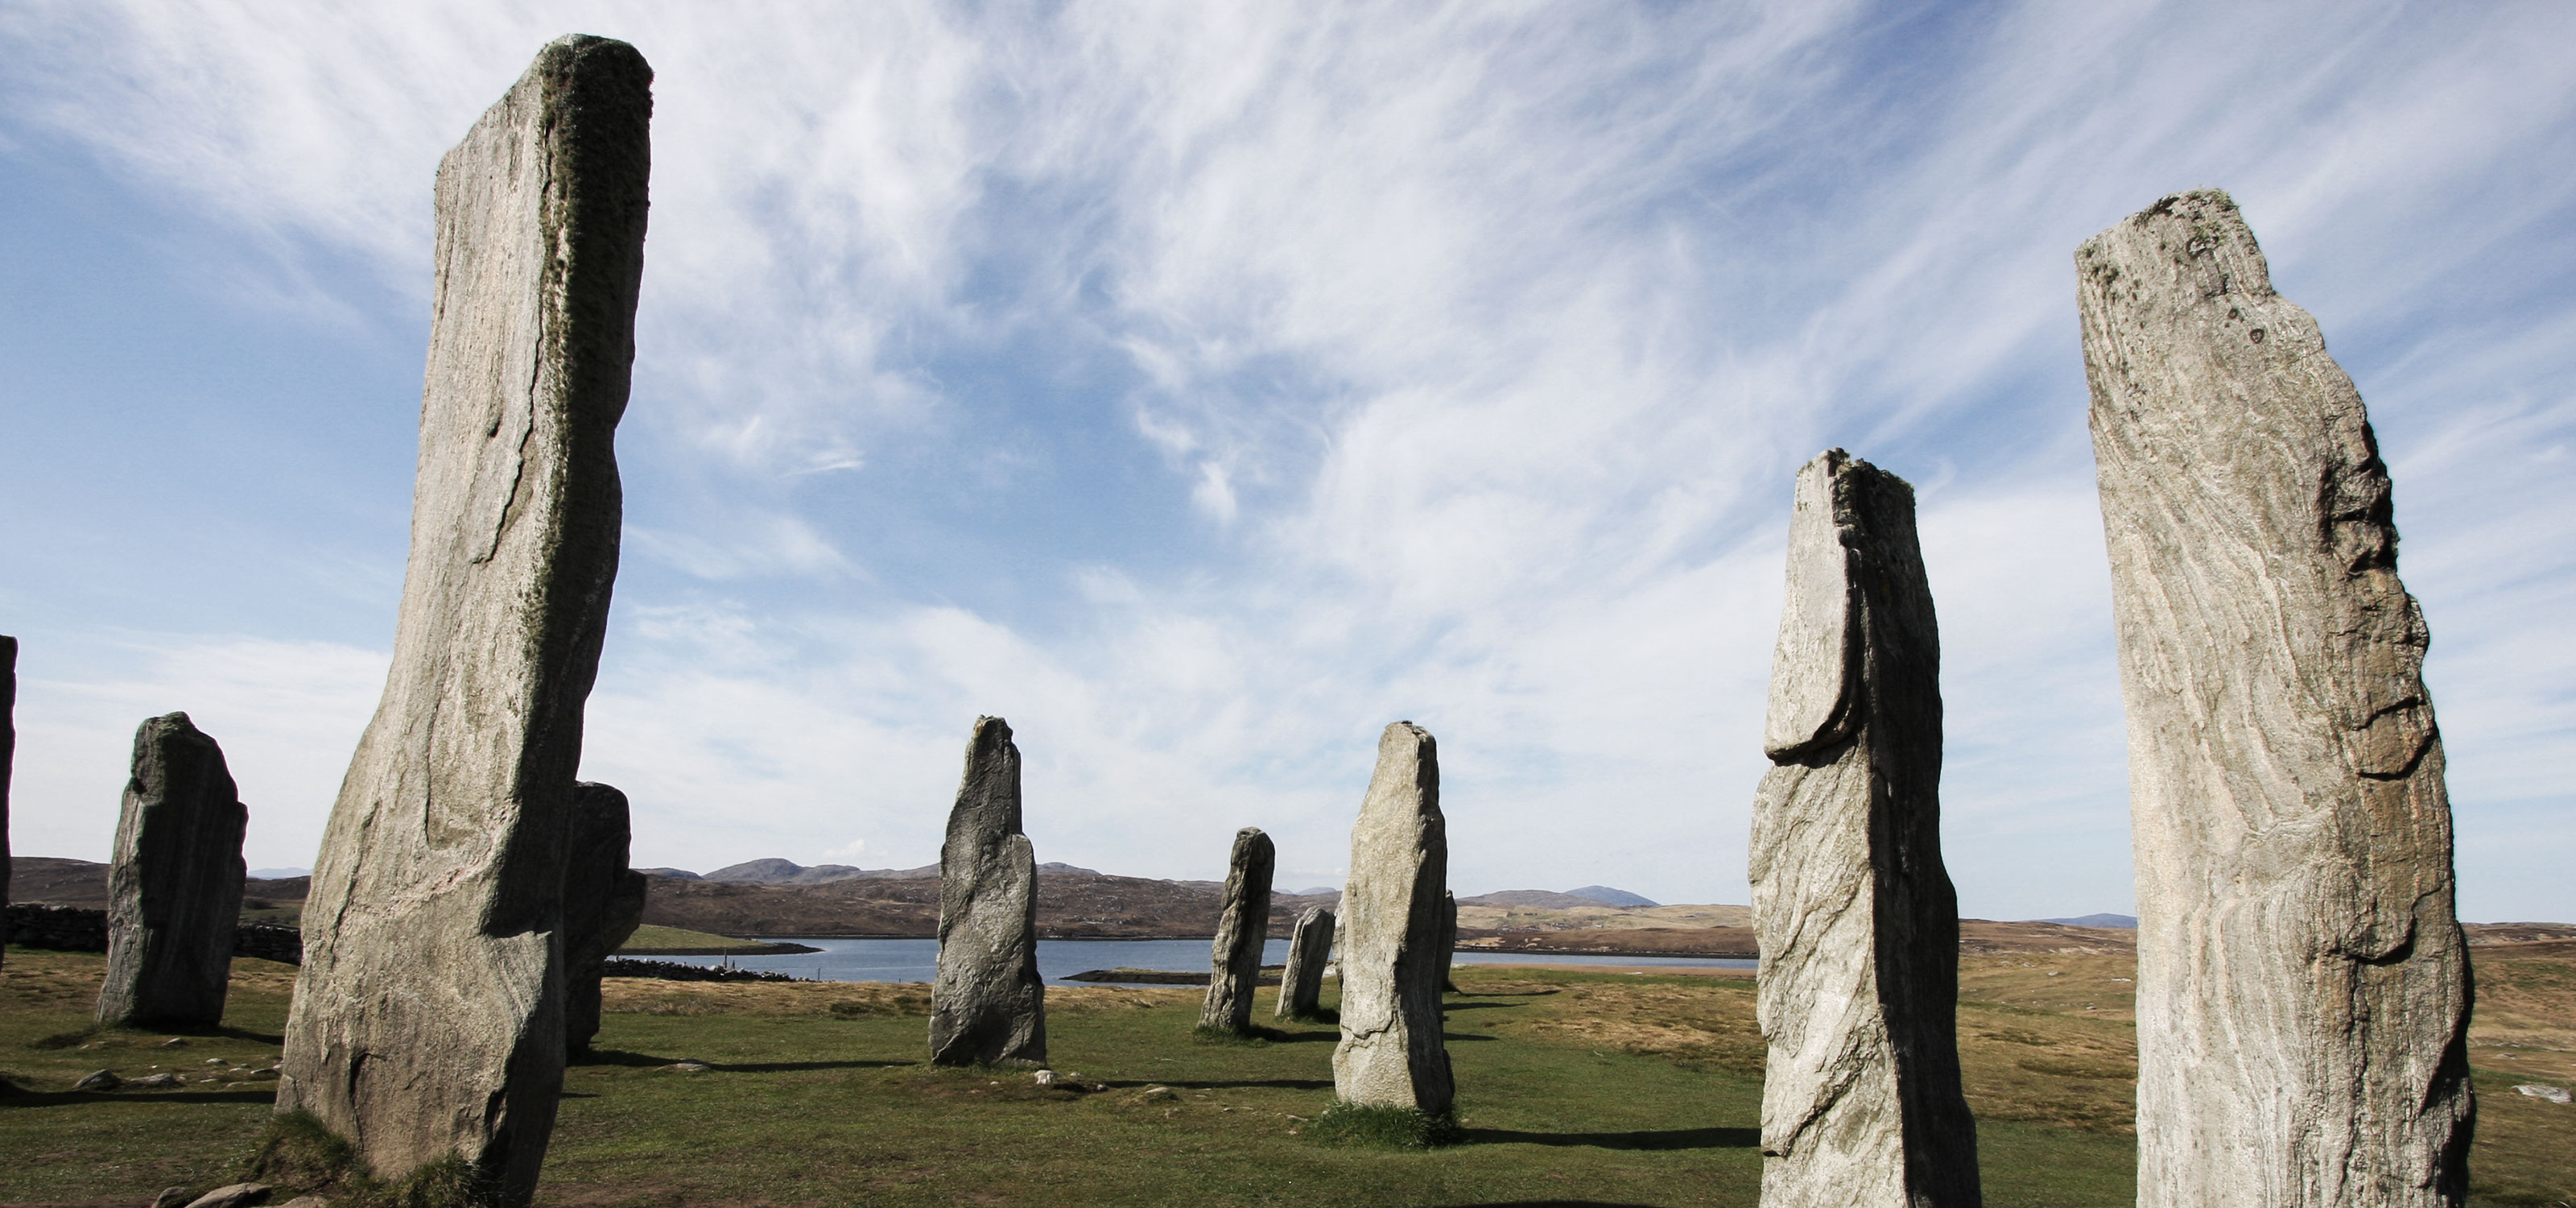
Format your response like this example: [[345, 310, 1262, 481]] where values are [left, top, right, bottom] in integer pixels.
[[276, 36, 652, 1208], [1278, 905, 1335, 1021], [2079, 188, 2472, 1207], [1331, 722, 1453, 1115], [563, 782, 646, 1054], [1200, 827, 1276, 1032], [931, 717, 1046, 1066], [98, 714, 249, 1027], [1749, 449, 1979, 1208]]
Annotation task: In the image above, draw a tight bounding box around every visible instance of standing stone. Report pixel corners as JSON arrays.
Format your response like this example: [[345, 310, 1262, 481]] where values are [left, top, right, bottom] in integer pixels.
[[2079, 189, 2473, 1207], [1, 635, 14, 966], [276, 36, 650, 1206], [1331, 722, 1453, 1116], [97, 713, 249, 1027], [931, 717, 1046, 1066], [1277, 905, 1335, 1021], [562, 782, 646, 1055], [1436, 890, 1459, 994], [1199, 827, 1276, 1032], [1749, 449, 1979, 1208]]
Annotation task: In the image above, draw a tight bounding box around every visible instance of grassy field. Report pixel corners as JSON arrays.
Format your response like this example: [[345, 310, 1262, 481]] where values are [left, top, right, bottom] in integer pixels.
[[4, 945, 2570, 1207]]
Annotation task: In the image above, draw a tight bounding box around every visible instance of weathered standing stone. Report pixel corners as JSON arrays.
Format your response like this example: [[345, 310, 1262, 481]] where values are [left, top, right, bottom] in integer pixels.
[[562, 782, 646, 1055], [97, 714, 249, 1028], [931, 717, 1046, 1066], [1331, 722, 1452, 1115], [276, 35, 651, 1206], [1, 635, 14, 966], [1199, 827, 1276, 1032], [1277, 905, 1335, 1021], [1749, 449, 1979, 1208], [2078, 189, 2473, 1207]]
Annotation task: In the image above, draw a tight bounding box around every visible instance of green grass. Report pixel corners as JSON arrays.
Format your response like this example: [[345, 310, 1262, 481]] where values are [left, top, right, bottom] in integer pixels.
[[9, 945, 2568, 1206]]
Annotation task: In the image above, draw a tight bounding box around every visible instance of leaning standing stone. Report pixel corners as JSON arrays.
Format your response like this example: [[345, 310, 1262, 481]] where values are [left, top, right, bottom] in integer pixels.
[[931, 716, 1046, 1066], [275, 35, 651, 1206], [563, 782, 646, 1055], [1277, 905, 1335, 1021], [2079, 188, 2473, 1207], [1331, 722, 1452, 1116], [97, 713, 249, 1027], [1199, 827, 1276, 1032], [1749, 449, 1979, 1208]]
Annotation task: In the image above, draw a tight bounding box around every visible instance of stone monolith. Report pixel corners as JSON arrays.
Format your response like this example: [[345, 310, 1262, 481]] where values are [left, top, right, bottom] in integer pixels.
[[276, 35, 651, 1206], [931, 716, 1046, 1066], [1277, 905, 1335, 1022], [97, 713, 249, 1027], [1200, 826, 1276, 1032], [1749, 449, 1979, 1208], [1331, 721, 1453, 1115], [564, 782, 646, 1055], [2078, 188, 2472, 1207], [1, 635, 14, 966]]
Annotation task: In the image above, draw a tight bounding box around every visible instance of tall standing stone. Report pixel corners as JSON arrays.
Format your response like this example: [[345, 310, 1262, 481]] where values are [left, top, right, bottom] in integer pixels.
[[0, 635, 14, 966], [563, 782, 646, 1055], [2079, 188, 2472, 1207], [276, 35, 650, 1206], [931, 716, 1046, 1067], [1199, 826, 1276, 1032], [97, 713, 249, 1027], [1277, 905, 1335, 1022], [1331, 722, 1453, 1116], [1749, 449, 1979, 1208]]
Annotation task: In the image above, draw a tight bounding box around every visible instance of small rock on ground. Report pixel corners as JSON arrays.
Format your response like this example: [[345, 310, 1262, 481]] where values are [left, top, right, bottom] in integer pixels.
[[74, 1069, 121, 1090], [181, 1184, 272, 1208], [2514, 1083, 2571, 1104], [149, 1188, 192, 1208]]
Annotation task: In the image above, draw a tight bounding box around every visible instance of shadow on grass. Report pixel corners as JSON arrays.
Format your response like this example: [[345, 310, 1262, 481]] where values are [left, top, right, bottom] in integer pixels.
[[1440, 1032, 1499, 1042], [572, 1050, 908, 1074], [1440, 1001, 1532, 1011], [1458, 1125, 1759, 1151], [1100, 1078, 1334, 1090], [1420, 1201, 1665, 1207], [2, 1088, 283, 1109]]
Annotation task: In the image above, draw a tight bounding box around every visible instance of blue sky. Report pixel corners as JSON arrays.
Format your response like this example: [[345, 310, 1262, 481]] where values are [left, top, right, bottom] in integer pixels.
[[2, 1, 2569, 920]]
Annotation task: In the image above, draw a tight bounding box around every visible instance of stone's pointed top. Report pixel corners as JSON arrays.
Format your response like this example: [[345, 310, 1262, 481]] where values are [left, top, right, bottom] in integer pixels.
[[2080, 188, 2280, 312], [1763, 453, 1856, 759]]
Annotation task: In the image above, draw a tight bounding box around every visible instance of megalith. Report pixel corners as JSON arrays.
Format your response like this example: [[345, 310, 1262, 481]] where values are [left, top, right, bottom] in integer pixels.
[[1331, 721, 1453, 1115], [1199, 826, 1276, 1032], [563, 782, 647, 1055], [1748, 449, 1979, 1208], [2078, 188, 2472, 1207], [1, 635, 14, 966], [275, 35, 651, 1206], [97, 713, 249, 1027], [1277, 905, 1335, 1021], [931, 716, 1046, 1066]]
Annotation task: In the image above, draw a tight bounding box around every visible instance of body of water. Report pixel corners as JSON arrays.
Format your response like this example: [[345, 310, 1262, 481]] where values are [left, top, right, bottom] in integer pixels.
[[633, 938, 1753, 985]]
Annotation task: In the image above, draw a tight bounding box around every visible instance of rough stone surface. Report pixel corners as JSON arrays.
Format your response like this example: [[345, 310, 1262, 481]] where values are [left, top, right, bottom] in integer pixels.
[[2079, 188, 2472, 1207], [1200, 827, 1276, 1032], [180, 1185, 272, 1208], [98, 714, 249, 1028], [562, 782, 646, 1054], [1277, 906, 1335, 1021], [1331, 722, 1452, 1115], [275, 36, 651, 1206], [2, 635, 14, 965], [931, 717, 1046, 1066], [1749, 449, 1979, 1208]]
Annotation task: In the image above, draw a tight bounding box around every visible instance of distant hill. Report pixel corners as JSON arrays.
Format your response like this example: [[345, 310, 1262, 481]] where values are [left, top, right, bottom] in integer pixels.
[[641, 867, 1338, 939], [248, 867, 311, 879], [1567, 885, 1659, 908], [667, 858, 1102, 886], [2037, 913, 2137, 929]]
